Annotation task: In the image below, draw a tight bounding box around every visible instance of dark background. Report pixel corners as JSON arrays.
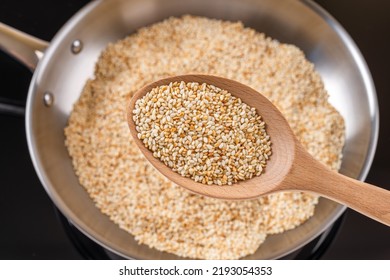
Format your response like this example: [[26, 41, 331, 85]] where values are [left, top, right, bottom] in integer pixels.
[[0, 0, 389, 259]]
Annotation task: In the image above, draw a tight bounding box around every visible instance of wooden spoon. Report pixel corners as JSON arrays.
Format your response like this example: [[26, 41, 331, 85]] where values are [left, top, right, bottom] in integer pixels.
[[127, 74, 390, 226]]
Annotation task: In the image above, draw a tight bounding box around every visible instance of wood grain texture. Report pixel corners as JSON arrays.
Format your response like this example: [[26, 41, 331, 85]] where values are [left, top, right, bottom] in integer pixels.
[[128, 75, 390, 226]]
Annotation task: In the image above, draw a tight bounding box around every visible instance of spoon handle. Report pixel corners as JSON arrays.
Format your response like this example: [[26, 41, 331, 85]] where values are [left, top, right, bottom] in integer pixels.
[[288, 148, 390, 226], [320, 172, 390, 226]]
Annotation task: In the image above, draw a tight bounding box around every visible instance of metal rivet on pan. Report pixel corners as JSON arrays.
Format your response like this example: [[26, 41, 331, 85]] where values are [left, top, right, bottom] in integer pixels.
[[71, 39, 83, 54], [43, 92, 54, 107]]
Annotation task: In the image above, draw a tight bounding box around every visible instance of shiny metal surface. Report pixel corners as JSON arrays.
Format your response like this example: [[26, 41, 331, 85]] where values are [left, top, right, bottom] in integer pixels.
[[0, 22, 47, 71], [42, 91, 54, 107], [2, 0, 378, 259], [70, 39, 83, 54]]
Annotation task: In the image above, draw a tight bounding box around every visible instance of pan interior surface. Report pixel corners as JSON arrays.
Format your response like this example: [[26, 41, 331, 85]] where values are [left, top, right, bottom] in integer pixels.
[[26, 0, 377, 259]]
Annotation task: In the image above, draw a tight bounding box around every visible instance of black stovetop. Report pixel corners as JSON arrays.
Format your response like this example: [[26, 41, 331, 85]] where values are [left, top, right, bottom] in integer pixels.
[[1, 0, 389, 259]]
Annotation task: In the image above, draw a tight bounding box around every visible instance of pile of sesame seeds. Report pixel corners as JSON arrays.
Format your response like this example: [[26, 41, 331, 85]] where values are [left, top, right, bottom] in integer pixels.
[[133, 81, 272, 185], [64, 15, 345, 259]]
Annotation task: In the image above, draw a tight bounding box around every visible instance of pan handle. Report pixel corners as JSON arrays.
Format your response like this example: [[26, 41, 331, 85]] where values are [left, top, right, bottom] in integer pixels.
[[0, 23, 49, 116], [0, 23, 48, 71]]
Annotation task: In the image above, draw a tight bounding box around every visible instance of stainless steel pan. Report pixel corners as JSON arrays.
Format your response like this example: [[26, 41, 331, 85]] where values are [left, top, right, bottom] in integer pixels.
[[0, 0, 378, 259]]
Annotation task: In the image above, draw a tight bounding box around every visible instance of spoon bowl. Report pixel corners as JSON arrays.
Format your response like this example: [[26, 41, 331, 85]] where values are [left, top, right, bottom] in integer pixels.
[[128, 74, 390, 226]]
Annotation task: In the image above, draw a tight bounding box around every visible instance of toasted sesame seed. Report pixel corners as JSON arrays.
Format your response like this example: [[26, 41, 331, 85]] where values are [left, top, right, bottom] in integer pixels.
[[64, 15, 345, 260], [134, 81, 272, 185]]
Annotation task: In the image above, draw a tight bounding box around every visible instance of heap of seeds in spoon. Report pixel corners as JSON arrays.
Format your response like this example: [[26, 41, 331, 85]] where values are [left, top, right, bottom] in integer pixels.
[[133, 81, 272, 185]]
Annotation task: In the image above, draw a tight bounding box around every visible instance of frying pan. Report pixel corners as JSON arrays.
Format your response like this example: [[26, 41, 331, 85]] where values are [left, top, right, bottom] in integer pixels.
[[0, 0, 378, 259]]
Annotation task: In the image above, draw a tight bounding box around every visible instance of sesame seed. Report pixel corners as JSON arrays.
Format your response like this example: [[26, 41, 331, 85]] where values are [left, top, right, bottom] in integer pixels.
[[134, 81, 272, 185], [64, 15, 345, 260]]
